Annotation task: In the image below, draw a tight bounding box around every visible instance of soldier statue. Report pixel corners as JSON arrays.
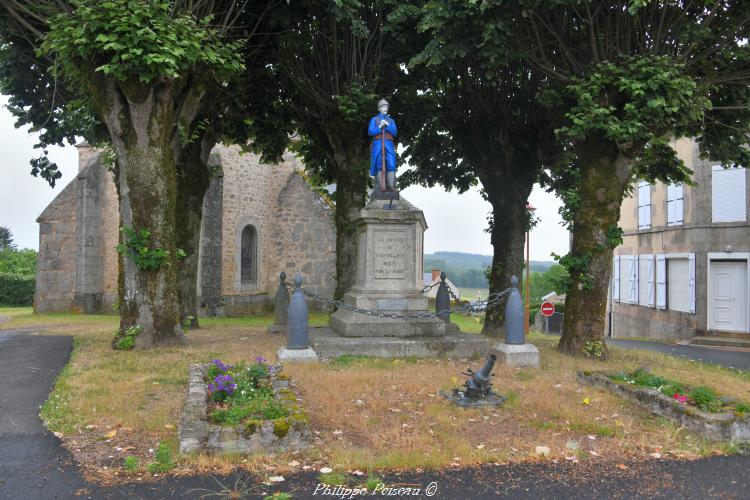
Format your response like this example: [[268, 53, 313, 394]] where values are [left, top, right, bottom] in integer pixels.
[[368, 98, 398, 193]]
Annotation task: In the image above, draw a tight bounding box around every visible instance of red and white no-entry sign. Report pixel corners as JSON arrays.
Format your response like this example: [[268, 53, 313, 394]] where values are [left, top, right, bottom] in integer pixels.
[[540, 302, 555, 317]]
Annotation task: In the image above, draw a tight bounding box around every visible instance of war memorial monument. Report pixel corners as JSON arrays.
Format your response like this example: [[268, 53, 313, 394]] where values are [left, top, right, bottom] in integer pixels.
[[306, 99, 493, 359]]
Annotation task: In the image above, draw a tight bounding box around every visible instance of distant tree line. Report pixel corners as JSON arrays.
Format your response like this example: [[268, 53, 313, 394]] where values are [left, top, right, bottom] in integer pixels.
[[0, 227, 36, 306]]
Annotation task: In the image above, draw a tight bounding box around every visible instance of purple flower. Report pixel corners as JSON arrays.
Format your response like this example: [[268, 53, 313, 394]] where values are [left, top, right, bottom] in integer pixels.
[[211, 374, 237, 395], [211, 359, 231, 373], [255, 356, 268, 364]]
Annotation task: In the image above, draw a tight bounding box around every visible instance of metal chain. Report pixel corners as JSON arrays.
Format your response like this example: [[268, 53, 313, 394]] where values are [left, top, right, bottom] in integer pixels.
[[283, 281, 512, 321]]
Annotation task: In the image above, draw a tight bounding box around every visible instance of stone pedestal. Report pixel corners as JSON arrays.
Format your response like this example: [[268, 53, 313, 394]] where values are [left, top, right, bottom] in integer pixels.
[[277, 347, 319, 363], [329, 197, 447, 338], [491, 343, 540, 368], [319, 196, 490, 358]]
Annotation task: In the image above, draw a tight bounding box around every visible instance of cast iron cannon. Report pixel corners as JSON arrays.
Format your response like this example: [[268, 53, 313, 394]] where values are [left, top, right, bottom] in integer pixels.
[[443, 353, 505, 407], [461, 354, 497, 398]]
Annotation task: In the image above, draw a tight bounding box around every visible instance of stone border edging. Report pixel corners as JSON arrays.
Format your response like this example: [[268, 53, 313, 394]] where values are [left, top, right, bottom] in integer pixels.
[[577, 371, 750, 442], [179, 364, 210, 454]]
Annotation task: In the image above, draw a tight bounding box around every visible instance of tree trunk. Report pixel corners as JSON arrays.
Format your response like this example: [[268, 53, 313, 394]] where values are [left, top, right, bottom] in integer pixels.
[[175, 136, 215, 329], [98, 79, 186, 348], [116, 141, 182, 347], [559, 137, 631, 358], [332, 155, 369, 299], [479, 166, 535, 338]]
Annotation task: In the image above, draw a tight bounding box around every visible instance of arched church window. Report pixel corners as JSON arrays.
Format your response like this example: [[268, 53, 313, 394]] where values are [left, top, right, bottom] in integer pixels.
[[240, 225, 257, 283]]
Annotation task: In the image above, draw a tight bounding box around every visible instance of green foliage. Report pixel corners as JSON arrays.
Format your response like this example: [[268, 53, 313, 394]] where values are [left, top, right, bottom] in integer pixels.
[[528, 264, 570, 300], [552, 252, 593, 291], [209, 396, 287, 424], [689, 386, 721, 413], [633, 138, 694, 186], [335, 79, 378, 124], [557, 56, 710, 146], [42, 0, 244, 85], [0, 227, 13, 249], [734, 402, 750, 416], [0, 273, 35, 306], [114, 325, 143, 350], [582, 341, 604, 359], [116, 227, 183, 272], [605, 225, 624, 250], [0, 248, 37, 276], [123, 455, 139, 472], [365, 475, 384, 491], [206, 360, 289, 426], [146, 443, 174, 473], [610, 369, 747, 414], [265, 493, 293, 500], [319, 472, 348, 486]]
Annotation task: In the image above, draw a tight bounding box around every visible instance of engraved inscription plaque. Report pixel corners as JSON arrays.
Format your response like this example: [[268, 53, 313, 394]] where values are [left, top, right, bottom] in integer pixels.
[[373, 229, 407, 279], [378, 299, 409, 310]]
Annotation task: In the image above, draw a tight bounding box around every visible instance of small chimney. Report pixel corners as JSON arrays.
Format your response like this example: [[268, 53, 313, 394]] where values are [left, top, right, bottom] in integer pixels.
[[75, 141, 96, 172], [431, 269, 440, 282]]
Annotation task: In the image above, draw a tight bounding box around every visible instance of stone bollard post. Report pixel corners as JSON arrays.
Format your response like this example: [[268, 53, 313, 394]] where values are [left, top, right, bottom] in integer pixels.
[[491, 275, 539, 367], [504, 275, 525, 345], [267, 272, 290, 334], [435, 271, 451, 322], [277, 273, 319, 362], [287, 274, 308, 349]]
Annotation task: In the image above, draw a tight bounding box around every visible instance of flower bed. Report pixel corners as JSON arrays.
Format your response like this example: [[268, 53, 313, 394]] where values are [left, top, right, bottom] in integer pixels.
[[578, 369, 750, 443], [179, 359, 310, 455], [610, 369, 750, 415]]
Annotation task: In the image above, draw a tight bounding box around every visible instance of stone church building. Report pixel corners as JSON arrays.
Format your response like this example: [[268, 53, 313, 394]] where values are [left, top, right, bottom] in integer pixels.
[[34, 142, 337, 316]]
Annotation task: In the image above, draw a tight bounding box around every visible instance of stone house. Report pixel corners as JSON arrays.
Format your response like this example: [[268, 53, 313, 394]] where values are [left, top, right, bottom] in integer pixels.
[[610, 138, 750, 343], [34, 143, 336, 316]]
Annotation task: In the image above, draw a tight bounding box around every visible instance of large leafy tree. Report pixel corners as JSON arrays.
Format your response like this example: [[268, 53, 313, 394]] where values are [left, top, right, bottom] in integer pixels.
[[271, 0, 403, 298], [511, 0, 750, 357], [1, 0, 282, 346], [390, 0, 563, 336]]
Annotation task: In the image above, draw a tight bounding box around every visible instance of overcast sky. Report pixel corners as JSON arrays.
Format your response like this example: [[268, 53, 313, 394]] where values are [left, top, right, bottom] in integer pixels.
[[0, 95, 570, 260]]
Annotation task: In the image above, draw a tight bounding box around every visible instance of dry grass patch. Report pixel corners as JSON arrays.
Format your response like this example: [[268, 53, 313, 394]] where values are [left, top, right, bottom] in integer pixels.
[[1, 307, 748, 483]]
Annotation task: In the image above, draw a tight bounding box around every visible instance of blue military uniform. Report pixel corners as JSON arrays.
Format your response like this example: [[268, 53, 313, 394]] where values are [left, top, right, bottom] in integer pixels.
[[368, 113, 398, 176]]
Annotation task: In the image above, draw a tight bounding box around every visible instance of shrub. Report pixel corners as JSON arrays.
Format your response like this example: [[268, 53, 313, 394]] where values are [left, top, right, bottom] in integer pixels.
[[0, 272, 35, 306]]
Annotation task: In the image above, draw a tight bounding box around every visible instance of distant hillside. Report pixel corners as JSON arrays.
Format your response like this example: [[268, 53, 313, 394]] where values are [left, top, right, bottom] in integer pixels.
[[425, 252, 554, 273]]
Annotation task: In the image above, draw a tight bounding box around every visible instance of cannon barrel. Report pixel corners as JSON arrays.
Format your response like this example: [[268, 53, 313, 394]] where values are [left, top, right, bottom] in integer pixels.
[[473, 354, 496, 385]]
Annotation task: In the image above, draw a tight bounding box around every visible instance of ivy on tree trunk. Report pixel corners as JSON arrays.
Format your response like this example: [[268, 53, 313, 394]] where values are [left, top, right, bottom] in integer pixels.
[[559, 136, 631, 358]]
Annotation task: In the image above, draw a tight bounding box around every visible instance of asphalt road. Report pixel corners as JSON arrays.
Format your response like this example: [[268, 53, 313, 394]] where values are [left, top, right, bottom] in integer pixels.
[[2, 329, 750, 499], [609, 338, 750, 370]]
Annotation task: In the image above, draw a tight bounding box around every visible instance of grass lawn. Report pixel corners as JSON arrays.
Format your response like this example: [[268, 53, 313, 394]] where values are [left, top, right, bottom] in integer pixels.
[[1, 306, 749, 483]]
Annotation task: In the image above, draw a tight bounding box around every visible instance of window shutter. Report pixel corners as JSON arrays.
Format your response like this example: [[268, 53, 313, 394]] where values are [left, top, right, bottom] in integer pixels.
[[675, 184, 684, 224], [638, 182, 651, 229], [712, 166, 746, 222], [667, 183, 683, 226], [688, 253, 696, 314], [613, 256, 620, 302], [656, 254, 667, 309], [629, 255, 638, 304], [667, 184, 676, 225], [647, 255, 655, 307]]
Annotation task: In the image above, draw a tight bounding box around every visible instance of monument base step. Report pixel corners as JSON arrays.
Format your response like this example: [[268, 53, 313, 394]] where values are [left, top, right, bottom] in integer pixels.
[[329, 308, 457, 337], [309, 327, 491, 359]]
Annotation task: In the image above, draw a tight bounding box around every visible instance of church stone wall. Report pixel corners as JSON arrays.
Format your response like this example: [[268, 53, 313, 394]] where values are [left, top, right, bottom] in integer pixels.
[[35, 177, 79, 312], [271, 171, 336, 309], [36, 142, 337, 317]]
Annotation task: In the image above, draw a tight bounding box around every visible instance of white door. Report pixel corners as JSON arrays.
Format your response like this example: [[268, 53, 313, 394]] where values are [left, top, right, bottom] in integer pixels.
[[709, 261, 749, 333]]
